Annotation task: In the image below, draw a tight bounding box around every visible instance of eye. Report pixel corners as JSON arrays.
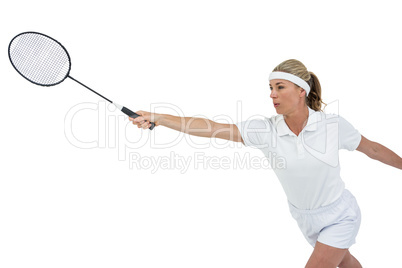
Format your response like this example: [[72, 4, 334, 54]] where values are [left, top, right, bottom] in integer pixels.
[[278, 86, 284, 89]]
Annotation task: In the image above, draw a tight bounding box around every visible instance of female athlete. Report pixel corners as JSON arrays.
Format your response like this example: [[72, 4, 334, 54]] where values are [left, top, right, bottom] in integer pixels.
[[129, 59, 402, 268]]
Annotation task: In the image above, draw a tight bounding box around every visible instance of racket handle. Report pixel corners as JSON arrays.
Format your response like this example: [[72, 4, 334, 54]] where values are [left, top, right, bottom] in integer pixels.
[[114, 103, 155, 130]]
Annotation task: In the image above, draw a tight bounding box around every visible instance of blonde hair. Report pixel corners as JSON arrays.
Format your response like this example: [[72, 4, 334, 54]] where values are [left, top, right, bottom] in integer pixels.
[[273, 59, 326, 111]]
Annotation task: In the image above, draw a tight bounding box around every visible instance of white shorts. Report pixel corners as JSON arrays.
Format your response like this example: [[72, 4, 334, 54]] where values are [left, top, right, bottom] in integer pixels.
[[288, 189, 361, 249]]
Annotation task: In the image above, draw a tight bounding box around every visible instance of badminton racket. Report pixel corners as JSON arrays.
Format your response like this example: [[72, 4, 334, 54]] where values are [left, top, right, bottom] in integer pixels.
[[8, 31, 155, 130]]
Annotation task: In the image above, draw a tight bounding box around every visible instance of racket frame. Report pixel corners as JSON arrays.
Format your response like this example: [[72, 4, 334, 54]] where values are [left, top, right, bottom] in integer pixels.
[[8, 31, 72, 87]]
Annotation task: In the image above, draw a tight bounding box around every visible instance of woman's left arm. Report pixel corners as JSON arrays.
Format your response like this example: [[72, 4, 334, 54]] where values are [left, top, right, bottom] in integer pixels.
[[356, 135, 402, 170]]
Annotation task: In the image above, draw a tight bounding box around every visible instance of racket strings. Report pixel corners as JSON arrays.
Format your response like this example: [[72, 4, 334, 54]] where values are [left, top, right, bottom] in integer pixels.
[[29, 34, 70, 84], [26, 33, 69, 84], [9, 33, 70, 86]]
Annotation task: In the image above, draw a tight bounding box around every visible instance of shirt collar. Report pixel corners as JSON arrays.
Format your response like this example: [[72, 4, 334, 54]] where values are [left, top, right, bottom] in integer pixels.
[[276, 107, 319, 136]]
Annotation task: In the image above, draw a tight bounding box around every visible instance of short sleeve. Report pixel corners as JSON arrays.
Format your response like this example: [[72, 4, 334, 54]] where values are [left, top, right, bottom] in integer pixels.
[[235, 118, 271, 149], [338, 116, 362, 151]]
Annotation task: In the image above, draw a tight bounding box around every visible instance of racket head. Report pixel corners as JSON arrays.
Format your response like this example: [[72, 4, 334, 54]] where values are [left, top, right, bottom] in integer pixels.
[[8, 31, 71, 87]]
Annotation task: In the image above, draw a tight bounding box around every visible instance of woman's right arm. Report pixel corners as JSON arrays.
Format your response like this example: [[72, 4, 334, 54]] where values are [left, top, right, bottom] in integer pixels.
[[129, 111, 244, 143]]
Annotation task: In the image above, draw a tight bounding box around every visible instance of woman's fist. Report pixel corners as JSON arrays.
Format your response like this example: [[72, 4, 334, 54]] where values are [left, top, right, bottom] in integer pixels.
[[129, 111, 159, 129]]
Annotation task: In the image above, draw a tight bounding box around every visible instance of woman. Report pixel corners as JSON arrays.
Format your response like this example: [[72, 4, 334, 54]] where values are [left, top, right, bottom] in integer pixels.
[[129, 59, 402, 268]]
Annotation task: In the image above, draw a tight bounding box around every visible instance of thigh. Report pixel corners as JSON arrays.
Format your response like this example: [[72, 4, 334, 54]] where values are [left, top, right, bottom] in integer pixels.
[[305, 241, 348, 268]]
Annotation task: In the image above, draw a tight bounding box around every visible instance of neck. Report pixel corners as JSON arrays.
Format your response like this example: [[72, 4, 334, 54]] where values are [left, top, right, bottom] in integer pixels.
[[284, 105, 309, 136]]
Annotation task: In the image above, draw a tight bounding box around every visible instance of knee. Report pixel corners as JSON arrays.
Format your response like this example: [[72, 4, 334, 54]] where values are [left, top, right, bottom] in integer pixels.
[[338, 252, 351, 268], [305, 256, 338, 268], [338, 251, 362, 268]]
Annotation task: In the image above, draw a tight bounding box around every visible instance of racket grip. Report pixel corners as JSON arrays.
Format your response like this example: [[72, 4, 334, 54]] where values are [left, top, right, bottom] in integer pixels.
[[121, 106, 155, 130]]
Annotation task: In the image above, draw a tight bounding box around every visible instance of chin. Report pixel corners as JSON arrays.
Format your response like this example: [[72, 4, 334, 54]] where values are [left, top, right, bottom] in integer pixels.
[[275, 107, 284, 115]]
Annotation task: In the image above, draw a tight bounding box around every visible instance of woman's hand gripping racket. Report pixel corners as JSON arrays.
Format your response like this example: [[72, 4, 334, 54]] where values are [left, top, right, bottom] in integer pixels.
[[8, 31, 155, 130]]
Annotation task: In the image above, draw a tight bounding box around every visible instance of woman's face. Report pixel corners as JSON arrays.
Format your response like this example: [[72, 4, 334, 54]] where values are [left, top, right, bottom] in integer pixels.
[[269, 79, 305, 115]]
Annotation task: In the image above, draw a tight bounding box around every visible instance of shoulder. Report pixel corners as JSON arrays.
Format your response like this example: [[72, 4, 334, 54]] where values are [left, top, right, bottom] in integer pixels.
[[235, 115, 275, 148], [313, 110, 349, 125], [236, 115, 274, 131], [317, 111, 361, 150]]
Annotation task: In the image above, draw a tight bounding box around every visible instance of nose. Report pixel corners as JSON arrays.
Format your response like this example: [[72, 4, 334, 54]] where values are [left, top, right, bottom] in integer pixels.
[[270, 89, 277, 99]]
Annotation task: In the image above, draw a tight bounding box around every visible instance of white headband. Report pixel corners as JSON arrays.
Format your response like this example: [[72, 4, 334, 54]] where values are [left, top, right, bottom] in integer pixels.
[[269, 71, 311, 96]]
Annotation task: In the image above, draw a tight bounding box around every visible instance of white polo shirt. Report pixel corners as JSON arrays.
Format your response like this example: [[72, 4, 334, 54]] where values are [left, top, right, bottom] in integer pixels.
[[236, 107, 362, 210]]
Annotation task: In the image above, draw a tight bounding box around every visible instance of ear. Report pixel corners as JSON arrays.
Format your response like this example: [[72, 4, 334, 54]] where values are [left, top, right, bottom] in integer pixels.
[[299, 87, 307, 98]]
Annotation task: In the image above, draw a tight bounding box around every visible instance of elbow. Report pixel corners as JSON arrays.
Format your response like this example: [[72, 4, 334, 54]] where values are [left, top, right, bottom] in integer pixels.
[[209, 120, 218, 137], [367, 143, 380, 160], [357, 136, 380, 160]]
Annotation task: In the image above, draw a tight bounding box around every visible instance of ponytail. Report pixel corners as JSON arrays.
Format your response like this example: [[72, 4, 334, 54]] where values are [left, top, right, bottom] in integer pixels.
[[306, 72, 326, 112]]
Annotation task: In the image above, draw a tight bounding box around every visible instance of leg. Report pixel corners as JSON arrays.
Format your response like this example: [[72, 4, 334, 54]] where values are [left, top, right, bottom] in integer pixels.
[[305, 241, 348, 268]]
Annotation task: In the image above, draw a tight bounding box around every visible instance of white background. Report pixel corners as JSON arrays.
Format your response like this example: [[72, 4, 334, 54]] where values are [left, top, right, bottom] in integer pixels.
[[1, 0, 401, 267]]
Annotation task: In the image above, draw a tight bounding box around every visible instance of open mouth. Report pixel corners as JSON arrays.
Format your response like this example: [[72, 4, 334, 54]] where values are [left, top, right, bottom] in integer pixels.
[[274, 103, 280, 108]]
